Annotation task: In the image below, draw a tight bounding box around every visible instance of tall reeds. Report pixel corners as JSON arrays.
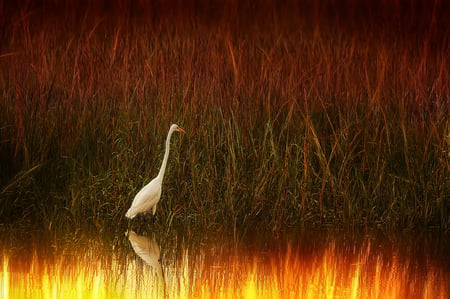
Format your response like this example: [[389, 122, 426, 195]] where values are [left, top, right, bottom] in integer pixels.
[[0, 0, 449, 232]]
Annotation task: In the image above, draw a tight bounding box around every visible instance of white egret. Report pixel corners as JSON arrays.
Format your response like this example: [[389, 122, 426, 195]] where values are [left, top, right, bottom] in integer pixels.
[[125, 124, 186, 219]]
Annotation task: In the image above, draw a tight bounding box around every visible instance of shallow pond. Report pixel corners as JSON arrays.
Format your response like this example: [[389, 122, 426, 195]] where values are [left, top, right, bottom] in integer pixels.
[[1, 228, 449, 298]]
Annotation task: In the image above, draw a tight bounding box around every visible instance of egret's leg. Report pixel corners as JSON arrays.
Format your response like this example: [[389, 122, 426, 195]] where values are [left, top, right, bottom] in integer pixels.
[[126, 220, 131, 237]]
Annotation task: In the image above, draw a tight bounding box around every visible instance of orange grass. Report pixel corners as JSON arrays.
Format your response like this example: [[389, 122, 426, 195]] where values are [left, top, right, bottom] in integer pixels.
[[1, 232, 449, 299]]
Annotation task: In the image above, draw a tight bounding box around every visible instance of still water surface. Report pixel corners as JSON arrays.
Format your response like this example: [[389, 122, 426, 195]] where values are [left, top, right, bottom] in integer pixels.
[[1, 228, 449, 298]]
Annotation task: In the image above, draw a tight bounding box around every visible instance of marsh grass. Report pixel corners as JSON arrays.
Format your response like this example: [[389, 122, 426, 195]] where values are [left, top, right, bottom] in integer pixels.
[[0, 0, 449, 233]]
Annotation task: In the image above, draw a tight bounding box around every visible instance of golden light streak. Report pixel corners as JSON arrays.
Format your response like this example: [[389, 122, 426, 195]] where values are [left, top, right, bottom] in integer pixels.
[[1, 239, 448, 299], [2, 255, 9, 299]]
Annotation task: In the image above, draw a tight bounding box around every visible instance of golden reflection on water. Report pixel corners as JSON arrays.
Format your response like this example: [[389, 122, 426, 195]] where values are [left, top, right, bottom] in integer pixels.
[[1, 231, 449, 299]]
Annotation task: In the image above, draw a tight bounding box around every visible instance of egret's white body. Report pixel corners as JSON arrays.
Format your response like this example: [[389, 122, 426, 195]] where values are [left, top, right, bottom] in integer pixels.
[[125, 124, 185, 219]]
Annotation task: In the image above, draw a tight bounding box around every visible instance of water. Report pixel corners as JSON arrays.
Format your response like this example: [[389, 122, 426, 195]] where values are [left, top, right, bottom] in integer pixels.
[[1, 228, 449, 298]]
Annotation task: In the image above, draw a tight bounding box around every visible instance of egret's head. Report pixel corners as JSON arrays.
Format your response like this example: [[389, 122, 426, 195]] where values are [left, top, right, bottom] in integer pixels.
[[171, 124, 186, 134]]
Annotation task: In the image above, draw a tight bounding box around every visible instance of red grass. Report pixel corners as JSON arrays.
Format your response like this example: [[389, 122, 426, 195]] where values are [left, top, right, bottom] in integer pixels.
[[0, 0, 449, 230]]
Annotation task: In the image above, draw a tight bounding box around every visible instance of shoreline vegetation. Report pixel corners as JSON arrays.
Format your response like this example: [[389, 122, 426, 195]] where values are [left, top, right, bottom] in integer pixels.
[[0, 0, 449, 234]]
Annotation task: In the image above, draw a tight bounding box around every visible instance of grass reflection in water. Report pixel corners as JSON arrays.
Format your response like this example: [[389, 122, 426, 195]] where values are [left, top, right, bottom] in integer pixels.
[[1, 231, 448, 299]]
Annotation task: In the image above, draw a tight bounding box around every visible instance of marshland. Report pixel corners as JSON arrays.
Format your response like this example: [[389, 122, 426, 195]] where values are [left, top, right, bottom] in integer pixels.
[[1, 0, 449, 298]]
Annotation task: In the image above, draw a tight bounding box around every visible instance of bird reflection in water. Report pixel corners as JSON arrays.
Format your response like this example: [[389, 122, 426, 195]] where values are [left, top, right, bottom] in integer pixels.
[[127, 230, 165, 296]]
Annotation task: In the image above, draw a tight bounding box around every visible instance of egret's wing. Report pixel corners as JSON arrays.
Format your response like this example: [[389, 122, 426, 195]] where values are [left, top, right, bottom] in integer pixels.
[[126, 178, 161, 218]]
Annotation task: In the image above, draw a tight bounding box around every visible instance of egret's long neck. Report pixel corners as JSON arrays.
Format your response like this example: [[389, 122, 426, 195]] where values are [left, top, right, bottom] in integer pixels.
[[157, 127, 175, 180]]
